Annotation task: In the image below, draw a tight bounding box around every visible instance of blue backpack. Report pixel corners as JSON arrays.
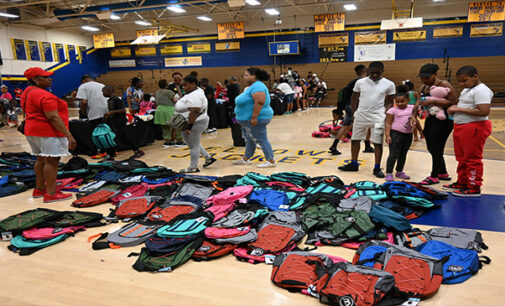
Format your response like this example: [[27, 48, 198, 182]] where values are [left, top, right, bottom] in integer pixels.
[[92, 123, 117, 150], [416, 240, 491, 284], [248, 189, 290, 211], [383, 182, 431, 199]]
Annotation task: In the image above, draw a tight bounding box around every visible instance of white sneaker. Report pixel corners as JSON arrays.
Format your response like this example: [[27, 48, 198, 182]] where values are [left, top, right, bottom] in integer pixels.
[[257, 161, 276, 168], [232, 159, 251, 165]]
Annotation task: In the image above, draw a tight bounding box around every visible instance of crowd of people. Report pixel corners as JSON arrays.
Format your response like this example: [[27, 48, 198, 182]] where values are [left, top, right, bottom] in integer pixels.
[[7, 60, 494, 202]]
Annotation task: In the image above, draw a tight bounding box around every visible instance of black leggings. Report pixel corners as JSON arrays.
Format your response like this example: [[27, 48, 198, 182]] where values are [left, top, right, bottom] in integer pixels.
[[423, 116, 453, 177], [106, 124, 138, 157], [386, 130, 413, 174]]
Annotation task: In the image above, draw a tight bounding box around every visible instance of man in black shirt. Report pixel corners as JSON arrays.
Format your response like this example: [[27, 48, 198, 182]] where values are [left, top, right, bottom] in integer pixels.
[[226, 76, 240, 109], [200, 78, 217, 133], [102, 85, 144, 161]]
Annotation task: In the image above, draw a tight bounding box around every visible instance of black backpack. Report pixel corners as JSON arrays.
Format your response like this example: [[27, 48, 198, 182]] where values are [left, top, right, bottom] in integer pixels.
[[112, 159, 148, 172]]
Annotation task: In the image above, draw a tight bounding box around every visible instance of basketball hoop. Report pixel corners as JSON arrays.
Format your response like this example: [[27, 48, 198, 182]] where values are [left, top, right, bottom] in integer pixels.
[[394, 17, 408, 28]]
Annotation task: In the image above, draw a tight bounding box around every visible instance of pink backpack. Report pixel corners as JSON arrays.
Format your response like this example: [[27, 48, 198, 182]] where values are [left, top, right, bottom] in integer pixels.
[[111, 184, 150, 205], [56, 178, 84, 191], [206, 185, 253, 207], [205, 202, 237, 222], [205, 226, 251, 239], [22, 226, 85, 240], [312, 131, 330, 138]]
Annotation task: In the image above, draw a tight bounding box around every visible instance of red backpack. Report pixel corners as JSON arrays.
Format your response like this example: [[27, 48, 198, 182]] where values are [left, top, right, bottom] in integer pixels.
[[110, 184, 150, 205], [115, 196, 161, 219], [192, 240, 237, 260], [72, 189, 118, 208], [147, 202, 199, 223]]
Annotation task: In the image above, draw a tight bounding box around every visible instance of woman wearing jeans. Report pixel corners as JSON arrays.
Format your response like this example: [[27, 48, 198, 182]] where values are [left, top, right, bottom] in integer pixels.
[[174, 75, 216, 173], [233, 68, 276, 168]]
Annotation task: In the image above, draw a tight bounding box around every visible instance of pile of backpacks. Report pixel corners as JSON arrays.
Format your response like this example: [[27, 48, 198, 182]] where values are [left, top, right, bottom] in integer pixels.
[[0, 156, 492, 304]]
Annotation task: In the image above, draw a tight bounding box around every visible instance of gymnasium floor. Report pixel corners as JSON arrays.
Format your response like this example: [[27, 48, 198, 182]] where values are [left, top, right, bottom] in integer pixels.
[[0, 107, 504, 305]]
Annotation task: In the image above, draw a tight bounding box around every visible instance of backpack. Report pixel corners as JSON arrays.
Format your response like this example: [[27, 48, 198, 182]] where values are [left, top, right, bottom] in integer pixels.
[[92, 123, 117, 150], [156, 213, 212, 238], [312, 131, 330, 138], [146, 184, 178, 198], [405, 182, 449, 200], [349, 189, 388, 201], [78, 180, 107, 193], [378, 200, 421, 220], [211, 203, 268, 228], [265, 181, 305, 192], [395, 229, 432, 248], [426, 227, 488, 252], [72, 189, 119, 208], [416, 240, 491, 284], [270, 172, 311, 188], [172, 183, 214, 202], [382, 181, 431, 199], [248, 189, 290, 211], [271, 251, 346, 293], [97, 171, 127, 183], [110, 184, 151, 205], [44, 211, 105, 228], [213, 229, 258, 245], [368, 204, 412, 232], [145, 234, 200, 253], [62, 155, 88, 171], [312, 262, 396, 306], [146, 197, 200, 223], [115, 196, 162, 219], [390, 195, 435, 209], [215, 175, 243, 189], [353, 241, 445, 298], [0, 208, 62, 240], [0, 183, 28, 198], [192, 240, 237, 260], [111, 159, 149, 172], [206, 185, 254, 207], [235, 172, 271, 186], [131, 236, 204, 272], [91, 221, 160, 249], [22, 226, 85, 240], [8, 234, 70, 255], [204, 226, 251, 239], [205, 201, 237, 222]]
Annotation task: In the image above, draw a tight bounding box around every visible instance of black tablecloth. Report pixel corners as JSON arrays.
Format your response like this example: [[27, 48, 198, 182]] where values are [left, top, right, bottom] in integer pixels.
[[216, 102, 230, 129], [70, 118, 162, 156]]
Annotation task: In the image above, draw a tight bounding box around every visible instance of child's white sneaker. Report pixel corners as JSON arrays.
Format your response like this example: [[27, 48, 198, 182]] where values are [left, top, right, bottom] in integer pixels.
[[257, 161, 276, 168], [232, 159, 251, 165]]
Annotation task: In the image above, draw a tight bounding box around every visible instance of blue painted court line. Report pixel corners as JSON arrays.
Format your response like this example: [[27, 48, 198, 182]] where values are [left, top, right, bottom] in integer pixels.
[[412, 194, 505, 232]]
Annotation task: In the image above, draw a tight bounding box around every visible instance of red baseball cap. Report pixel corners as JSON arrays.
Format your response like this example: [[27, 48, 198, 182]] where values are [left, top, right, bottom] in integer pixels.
[[24, 67, 54, 80]]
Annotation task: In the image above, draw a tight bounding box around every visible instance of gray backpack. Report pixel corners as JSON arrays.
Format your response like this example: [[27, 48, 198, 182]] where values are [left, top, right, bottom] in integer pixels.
[[427, 227, 488, 252], [214, 229, 258, 244], [107, 221, 160, 247], [172, 183, 214, 202], [337, 196, 373, 213]]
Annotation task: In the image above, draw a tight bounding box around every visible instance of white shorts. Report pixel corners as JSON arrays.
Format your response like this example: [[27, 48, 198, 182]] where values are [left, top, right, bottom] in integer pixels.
[[26, 136, 70, 157], [351, 111, 385, 144]]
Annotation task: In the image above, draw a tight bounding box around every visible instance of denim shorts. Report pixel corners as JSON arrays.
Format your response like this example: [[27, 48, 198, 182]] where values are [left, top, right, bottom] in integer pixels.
[[26, 136, 70, 157]]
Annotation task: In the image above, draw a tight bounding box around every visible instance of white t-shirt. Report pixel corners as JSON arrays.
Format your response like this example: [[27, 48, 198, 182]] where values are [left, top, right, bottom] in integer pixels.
[[76, 81, 109, 120], [174, 88, 209, 122], [321, 81, 327, 89], [353, 77, 395, 114], [277, 83, 294, 95], [454, 83, 493, 124]]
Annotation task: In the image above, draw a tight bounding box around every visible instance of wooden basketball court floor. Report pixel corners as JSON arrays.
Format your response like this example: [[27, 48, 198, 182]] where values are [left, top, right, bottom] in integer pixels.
[[0, 107, 504, 305]]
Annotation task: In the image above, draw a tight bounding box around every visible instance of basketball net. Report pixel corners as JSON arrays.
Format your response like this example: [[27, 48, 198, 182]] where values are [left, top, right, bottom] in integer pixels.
[[394, 17, 408, 28]]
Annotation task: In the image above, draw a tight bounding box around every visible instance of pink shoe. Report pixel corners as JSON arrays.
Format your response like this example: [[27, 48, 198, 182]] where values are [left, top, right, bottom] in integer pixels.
[[32, 188, 46, 198], [395, 172, 411, 180], [341, 138, 350, 143], [419, 176, 439, 185], [43, 191, 73, 203], [385, 174, 394, 182]]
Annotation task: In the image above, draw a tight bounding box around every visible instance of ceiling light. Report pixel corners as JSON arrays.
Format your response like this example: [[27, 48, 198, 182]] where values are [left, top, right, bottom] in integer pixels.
[[135, 20, 151, 26], [265, 8, 280, 15], [81, 25, 100, 32], [110, 14, 121, 20], [0, 12, 19, 18], [167, 6, 186, 13], [197, 16, 212, 21], [245, 0, 260, 5], [433, 0, 445, 2], [344, 4, 357, 11]]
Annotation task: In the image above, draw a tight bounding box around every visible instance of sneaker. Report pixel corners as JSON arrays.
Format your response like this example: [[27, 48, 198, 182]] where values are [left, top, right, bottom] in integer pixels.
[[91, 152, 107, 159], [341, 138, 350, 143], [232, 159, 251, 165], [373, 168, 385, 178], [257, 161, 276, 168], [338, 163, 359, 172], [419, 176, 439, 185], [174, 141, 185, 147], [179, 168, 200, 174], [385, 174, 394, 182], [363, 147, 375, 153], [203, 157, 217, 168], [163, 141, 175, 147], [130, 150, 145, 159], [452, 188, 481, 197], [32, 188, 46, 198], [43, 191, 73, 203], [438, 173, 452, 181], [443, 182, 467, 190], [395, 172, 411, 180], [329, 149, 341, 156]]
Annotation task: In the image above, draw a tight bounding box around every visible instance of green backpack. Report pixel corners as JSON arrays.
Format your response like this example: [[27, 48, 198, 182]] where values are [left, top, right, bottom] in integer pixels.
[[131, 236, 204, 272], [0, 208, 62, 240], [392, 195, 435, 208], [8, 234, 70, 255], [92, 123, 117, 150], [44, 211, 105, 228]]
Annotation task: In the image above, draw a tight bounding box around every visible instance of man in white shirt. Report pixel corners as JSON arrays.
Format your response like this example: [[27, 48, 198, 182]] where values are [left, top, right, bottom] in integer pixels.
[[76, 75, 109, 121], [276, 79, 295, 113], [339, 61, 395, 178]]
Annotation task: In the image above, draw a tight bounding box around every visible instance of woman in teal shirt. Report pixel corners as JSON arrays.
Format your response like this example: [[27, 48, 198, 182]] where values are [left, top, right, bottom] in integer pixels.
[[233, 67, 276, 168]]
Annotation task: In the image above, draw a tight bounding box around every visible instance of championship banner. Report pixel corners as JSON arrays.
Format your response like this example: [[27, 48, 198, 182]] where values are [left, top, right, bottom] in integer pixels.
[[25, 40, 40, 61], [217, 22, 245, 40], [110, 47, 133, 58], [109, 59, 136, 68], [164, 56, 203, 67], [354, 31, 387, 44], [78, 46, 88, 64], [136, 29, 159, 37], [135, 46, 157, 57], [468, 1, 505, 22], [433, 26, 464, 38], [318, 33, 348, 47], [160, 44, 183, 55], [93, 33, 115, 49], [187, 43, 211, 54], [215, 41, 240, 51], [66, 45, 77, 63], [470, 22, 503, 36], [314, 14, 346, 32], [354, 43, 396, 62], [393, 30, 426, 41], [39, 42, 53, 62], [53, 43, 65, 62], [319, 46, 347, 63], [10, 39, 26, 60]]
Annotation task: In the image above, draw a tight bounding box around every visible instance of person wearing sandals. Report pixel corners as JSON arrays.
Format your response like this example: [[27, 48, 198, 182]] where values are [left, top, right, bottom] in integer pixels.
[[417, 64, 458, 185], [174, 75, 216, 173], [233, 67, 276, 168]]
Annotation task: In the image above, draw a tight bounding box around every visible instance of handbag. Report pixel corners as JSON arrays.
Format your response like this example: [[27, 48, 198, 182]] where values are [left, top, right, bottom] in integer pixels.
[[18, 87, 37, 135], [167, 113, 188, 131]]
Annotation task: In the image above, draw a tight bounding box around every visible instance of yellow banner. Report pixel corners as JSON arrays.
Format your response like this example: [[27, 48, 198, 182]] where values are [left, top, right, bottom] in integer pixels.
[[318, 33, 348, 47], [355, 31, 387, 44], [135, 46, 157, 56], [136, 29, 159, 37], [160, 44, 183, 55], [393, 30, 427, 41], [164, 56, 202, 67], [187, 43, 211, 53], [217, 22, 245, 40], [314, 13, 346, 32], [215, 41, 240, 51], [110, 47, 132, 58], [468, 1, 505, 22], [433, 26, 464, 38], [93, 33, 115, 49], [470, 22, 503, 36]]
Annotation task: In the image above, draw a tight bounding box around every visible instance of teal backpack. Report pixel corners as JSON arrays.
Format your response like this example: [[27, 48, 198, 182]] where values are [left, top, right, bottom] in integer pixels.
[[8, 234, 70, 255], [235, 172, 271, 186], [92, 123, 117, 150], [156, 214, 211, 238]]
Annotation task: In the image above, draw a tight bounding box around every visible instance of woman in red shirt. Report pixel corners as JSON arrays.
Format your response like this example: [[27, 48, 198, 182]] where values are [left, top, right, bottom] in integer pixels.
[[22, 67, 76, 203]]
